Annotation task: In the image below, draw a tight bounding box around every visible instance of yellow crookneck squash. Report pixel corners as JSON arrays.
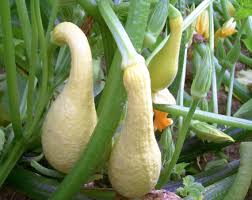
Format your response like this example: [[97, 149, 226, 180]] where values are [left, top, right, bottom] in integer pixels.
[[148, 5, 183, 93], [108, 55, 161, 198], [42, 22, 97, 173]]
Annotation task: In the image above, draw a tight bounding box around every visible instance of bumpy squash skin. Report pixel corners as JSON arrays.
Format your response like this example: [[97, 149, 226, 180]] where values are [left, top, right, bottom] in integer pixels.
[[148, 16, 183, 92], [108, 56, 161, 198], [42, 22, 97, 173]]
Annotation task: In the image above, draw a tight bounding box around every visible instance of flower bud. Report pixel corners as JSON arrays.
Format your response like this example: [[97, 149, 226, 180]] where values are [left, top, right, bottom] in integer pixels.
[[190, 120, 235, 143], [191, 43, 212, 99]]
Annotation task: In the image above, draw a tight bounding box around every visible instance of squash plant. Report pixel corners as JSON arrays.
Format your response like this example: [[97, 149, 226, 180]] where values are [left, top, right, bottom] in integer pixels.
[[0, 0, 252, 200]]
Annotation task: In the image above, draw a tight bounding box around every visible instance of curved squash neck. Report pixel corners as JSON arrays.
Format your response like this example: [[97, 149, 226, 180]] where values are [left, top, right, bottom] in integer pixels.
[[162, 18, 183, 53], [53, 23, 94, 102], [123, 64, 154, 143]]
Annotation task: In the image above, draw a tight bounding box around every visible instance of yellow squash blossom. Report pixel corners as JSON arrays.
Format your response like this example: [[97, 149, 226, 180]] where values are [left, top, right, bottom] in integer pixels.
[[196, 10, 209, 39], [215, 17, 237, 38], [154, 110, 173, 132]]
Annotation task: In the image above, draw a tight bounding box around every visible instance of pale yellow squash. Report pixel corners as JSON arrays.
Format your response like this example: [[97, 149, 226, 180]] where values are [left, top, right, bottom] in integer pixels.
[[108, 55, 161, 198], [42, 22, 97, 173]]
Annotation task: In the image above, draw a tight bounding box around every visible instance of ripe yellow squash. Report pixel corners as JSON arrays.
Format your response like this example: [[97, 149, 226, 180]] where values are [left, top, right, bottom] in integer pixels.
[[42, 22, 97, 173], [108, 55, 161, 198]]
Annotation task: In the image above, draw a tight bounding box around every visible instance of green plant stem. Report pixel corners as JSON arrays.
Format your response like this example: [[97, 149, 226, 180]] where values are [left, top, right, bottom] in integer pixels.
[[220, 0, 230, 20], [25, 0, 50, 139], [226, 63, 235, 116], [177, 43, 188, 130], [208, 4, 218, 114], [46, 0, 59, 40], [31, 0, 49, 130], [216, 67, 226, 89], [157, 98, 200, 188], [154, 104, 252, 130], [98, 0, 137, 68], [49, 1, 151, 200], [238, 52, 252, 68], [0, 0, 23, 138], [15, 0, 32, 58], [99, 22, 115, 69], [27, 0, 38, 125]]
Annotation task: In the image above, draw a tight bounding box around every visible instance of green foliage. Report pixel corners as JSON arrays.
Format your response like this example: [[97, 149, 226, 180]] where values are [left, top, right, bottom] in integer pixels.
[[242, 16, 252, 52], [234, 0, 252, 19], [176, 175, 204, 200], [171, 162, 189, 180], [234, 98, 252, 119]]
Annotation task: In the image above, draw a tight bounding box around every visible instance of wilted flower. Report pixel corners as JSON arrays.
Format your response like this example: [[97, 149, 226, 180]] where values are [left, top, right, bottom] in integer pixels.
[[196, 10, 209, 39], [153, 110, 173, 132], [215, 17, 237, 38]]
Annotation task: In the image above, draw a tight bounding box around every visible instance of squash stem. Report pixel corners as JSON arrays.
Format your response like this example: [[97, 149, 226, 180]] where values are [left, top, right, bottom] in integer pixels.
[[157, 98, 200, 188], [97, 0, 138, 69], [177, 43, 188, 130], [0, 0, 23, 138], [46, 0, 59, 40], [154, 104, 252, 130], [226, 63, 235, 116], [27, 0, 38, 125], [15, 0, 32, 59], [208, 3, 218, 114]]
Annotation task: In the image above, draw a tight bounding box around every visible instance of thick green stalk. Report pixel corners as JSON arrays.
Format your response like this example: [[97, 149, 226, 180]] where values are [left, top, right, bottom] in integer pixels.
[[177, 43, 188, 130], [226, 64, 235, 116], [46, 0, 59, 87], [49, 1, 151, 200], [154, 104, 252, 130], [0, 0, 23, 138], [99, 22, 115, 69], [27, 0, 38, 124], [15, 0, 32, 58], [46, 0, 59, 40], [7, 167, 115, 200], [208, 4, 218, 114], [157, 98, 200, 188], [98, 0, 137, 68]]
